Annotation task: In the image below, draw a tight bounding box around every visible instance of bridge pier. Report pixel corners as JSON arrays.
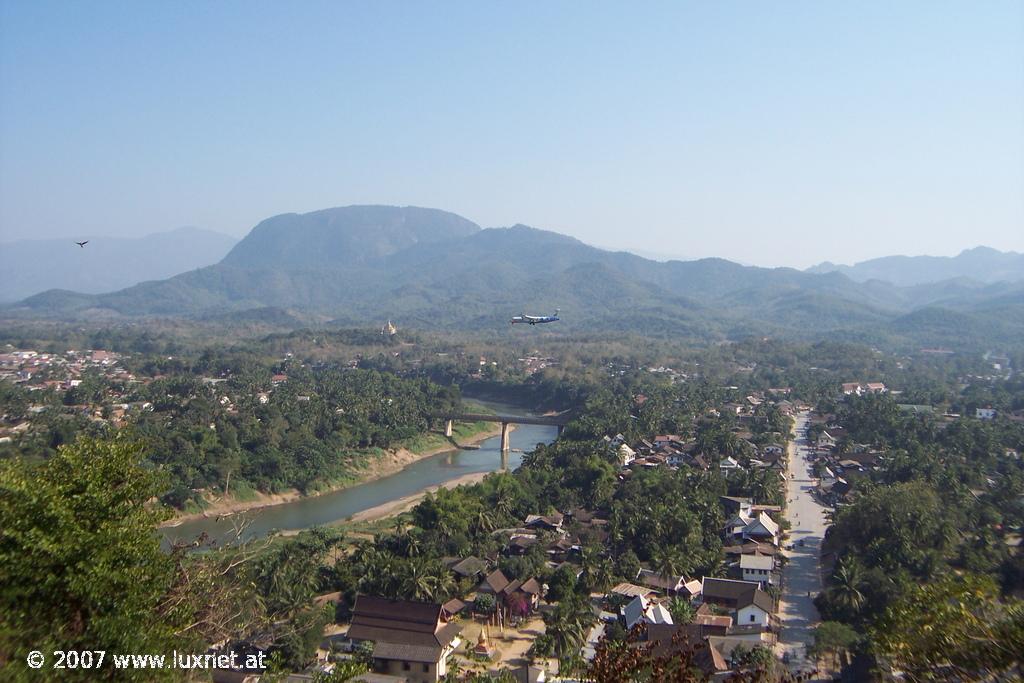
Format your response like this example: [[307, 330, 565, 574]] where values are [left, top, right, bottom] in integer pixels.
[[445, 419, 453, 438], [500, 422, 510, 457]]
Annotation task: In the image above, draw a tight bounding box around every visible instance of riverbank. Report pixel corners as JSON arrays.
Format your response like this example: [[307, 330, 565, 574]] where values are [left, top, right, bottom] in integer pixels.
[[347, 470, 491, 522], [273, 469, 494, 538], [160, 421, 511, 527]]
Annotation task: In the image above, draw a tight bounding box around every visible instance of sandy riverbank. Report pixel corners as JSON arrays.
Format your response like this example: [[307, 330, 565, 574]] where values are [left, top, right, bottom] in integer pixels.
[[273, 469, 494, 538], [159, 423, 511, 527], [346, 470, 492, 523]]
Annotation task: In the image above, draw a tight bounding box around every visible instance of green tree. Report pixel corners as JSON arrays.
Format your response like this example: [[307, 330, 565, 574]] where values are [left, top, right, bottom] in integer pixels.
[[822, 558, 868, 623], [543, 594, 595, 666], [807, 621, 860, 671], [0, 435, 183, 680], [872, 574, 1024, 681], [667, 597, 695, 625]]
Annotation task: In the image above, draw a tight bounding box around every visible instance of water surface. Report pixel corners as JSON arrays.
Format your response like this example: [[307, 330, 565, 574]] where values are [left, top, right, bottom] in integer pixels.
[[161, 400, 556, 546]]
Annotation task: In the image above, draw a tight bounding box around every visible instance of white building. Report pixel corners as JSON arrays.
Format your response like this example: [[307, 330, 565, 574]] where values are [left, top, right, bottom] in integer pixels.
[[739, 554, 775, 586]]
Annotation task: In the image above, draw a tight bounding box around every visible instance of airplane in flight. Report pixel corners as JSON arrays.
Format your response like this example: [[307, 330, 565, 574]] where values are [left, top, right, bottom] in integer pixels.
[[510, 308, 560, 325]]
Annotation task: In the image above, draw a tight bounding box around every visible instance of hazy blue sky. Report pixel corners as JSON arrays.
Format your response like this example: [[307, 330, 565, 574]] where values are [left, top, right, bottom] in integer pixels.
[[1, 2, 1022, 267]]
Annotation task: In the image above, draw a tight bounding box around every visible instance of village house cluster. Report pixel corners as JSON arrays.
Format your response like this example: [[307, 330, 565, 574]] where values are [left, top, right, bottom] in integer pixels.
[[0, 347, 126, 388], [0, 345, 312, 446], [228, 490, 791, 682], [220, 395, 802, 682], [0, 347, 143, 441]]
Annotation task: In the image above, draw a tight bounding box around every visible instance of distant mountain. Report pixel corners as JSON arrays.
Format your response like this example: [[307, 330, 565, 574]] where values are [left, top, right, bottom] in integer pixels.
[[807, 246, 1024, 286], [9, 206, 1024, 350], [0, 227, 237, 302], [221, 205, 479, 268]]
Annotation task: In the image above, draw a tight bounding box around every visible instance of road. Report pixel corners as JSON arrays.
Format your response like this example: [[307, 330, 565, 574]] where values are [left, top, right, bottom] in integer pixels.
[[777, 410, 830, 674]]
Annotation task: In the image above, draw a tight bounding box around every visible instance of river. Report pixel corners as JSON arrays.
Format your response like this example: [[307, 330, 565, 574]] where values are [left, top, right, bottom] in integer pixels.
[[160, 399, 557, 547]]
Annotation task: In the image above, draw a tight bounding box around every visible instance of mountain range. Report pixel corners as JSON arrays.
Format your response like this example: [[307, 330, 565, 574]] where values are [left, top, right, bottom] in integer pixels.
[[0, 227, 237, 302], [807, 247, 1024, 287], [8, 206, 1024, 350]]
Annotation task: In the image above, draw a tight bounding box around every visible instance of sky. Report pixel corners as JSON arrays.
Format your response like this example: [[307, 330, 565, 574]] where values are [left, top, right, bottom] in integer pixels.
[[1, 2, 1022, 268]]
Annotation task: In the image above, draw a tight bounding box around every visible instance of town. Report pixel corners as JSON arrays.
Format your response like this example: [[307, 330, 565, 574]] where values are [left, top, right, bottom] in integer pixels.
[[2, 333, 1023, 683]]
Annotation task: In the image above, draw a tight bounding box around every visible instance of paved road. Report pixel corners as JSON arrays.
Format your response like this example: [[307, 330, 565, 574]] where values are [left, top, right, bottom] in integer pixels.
[[777, 411, 830, 674]]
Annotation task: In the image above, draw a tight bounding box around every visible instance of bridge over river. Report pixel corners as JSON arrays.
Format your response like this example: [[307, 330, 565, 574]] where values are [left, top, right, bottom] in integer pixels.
[[438, 412, 572, 458]]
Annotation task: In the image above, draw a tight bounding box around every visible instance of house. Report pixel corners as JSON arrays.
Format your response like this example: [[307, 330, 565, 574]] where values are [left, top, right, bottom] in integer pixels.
[[621, 595, 648, 630], [837, 459, 864, 473], [693, 611, 732, 633], [700, 578, 761, 610], [545, 537, 576, 563], [735, 588, 774, 628], [621, 595, 674, 630], [864, 382, 887, 394], [513, 664, 547, 683], [738, 554, 775, 586], [477, 570, 510, 596], [722, 512, 755, 539], [523, 513, 564, 532], [678, 579, 703, 601], [720, 496, 753, 517], [446, 556, 487, 582], [617, 443, 636, 467], [635, 568, 688, 595], [502, 577, 543, 615], [719, 456, 741, 473], [664, 450, 691, 468], [441, 598, 467, 619], [346, 596, 462, 683], [742, 513, 779, 545], [507, 534, 539, 554], [646, 624, 732, 681], [610, 582, 658, 601], [688, 453, 711, 471], [722, 542, 778, 559], [723, 511, 780, 546], [700, 578, 774, 631], [644, 602, 674, 626], [976, 407, 997, 420]]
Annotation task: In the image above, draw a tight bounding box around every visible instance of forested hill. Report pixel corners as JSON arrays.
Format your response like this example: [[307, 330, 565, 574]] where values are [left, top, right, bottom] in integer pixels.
[[9, 205, 1024, 350], [221, 205, 480, 269]]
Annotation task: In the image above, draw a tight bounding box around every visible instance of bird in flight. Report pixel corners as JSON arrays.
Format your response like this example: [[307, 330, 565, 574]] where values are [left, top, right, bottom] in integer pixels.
[[75, 241, 89, 248]]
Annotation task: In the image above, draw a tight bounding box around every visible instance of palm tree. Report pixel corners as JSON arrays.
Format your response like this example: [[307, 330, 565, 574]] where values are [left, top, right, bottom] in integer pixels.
[[493, 477, 516, 520], [828, 558, 867, 619], [544, 596, 595, 663], [471, 508, 496, 536], [401, 560, 438, 602], [591, 556, 616, 593], [653, 548, 684, 582]]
